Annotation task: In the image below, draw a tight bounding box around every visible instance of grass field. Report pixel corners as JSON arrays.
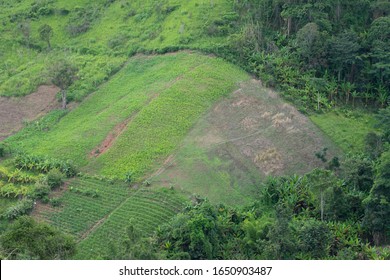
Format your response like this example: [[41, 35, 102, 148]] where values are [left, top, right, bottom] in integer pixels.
[[5, 52, 248, 180], [310, 110, 377, 153]]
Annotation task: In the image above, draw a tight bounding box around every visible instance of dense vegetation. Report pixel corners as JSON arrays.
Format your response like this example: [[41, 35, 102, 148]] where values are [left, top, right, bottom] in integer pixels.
[[0, 0, 389, 260]]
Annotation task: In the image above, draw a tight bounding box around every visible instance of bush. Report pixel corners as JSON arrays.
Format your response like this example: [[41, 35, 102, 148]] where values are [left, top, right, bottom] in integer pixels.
[[46, 169, 64, 189], [2, 199, 34, 220], [297, 219, 332, 259], [33, 177, 51, 199], [49, 197, 62, 207], [0, 216, 76, 259]]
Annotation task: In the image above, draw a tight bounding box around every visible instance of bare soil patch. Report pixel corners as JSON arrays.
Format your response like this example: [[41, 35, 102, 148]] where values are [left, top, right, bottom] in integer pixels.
[[0, 85, 60, 140]]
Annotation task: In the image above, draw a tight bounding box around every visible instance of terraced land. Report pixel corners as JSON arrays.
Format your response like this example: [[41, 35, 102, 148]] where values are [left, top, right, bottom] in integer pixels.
[[32, 176, 187, 259], [74, 187, 187, 259], [33, 177, 131, 238]]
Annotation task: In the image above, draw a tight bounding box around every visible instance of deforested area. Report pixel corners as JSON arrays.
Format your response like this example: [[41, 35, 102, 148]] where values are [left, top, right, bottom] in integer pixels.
[[0, 0, 389, 260]]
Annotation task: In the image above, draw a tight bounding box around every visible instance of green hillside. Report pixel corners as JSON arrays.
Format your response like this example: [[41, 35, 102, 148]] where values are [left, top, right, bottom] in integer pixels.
[[5, 52, 248, 179], [0, 0, 237, 99], [0, 0, 389, 261]]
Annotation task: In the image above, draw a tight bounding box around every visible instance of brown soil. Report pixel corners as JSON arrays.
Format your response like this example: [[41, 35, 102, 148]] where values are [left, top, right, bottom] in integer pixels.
[[31, 182, 69, 223], [0, 85, 60, 141], [89, 115, 134, 157]]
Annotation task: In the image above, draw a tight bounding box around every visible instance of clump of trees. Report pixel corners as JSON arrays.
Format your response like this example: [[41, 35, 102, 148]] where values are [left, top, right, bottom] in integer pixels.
[[222, 0, 390, 111], [0, 216, 76, 260]]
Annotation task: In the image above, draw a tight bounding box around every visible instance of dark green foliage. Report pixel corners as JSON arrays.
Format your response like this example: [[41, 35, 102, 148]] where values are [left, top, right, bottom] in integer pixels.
[[297, 219, 332, 259], [376, 106, 390, 142], [0, 144, 6, 158], [66, 5, 101, 36], [343, 155, 374, 193], [69, 186, 99, 198], [49, 197, 62, 207], [363, 150, 390, 245], [2, 199, 34, 220], [365, 132, 383, 159], [0, 216, 76, 259], [157, 202, 220, 260]]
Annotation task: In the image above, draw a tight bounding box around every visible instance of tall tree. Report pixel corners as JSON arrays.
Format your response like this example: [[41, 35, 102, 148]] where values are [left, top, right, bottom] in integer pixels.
[[49, 60, 78, 109], [363, 150, 390, 245], [38, 24, 53, 50]]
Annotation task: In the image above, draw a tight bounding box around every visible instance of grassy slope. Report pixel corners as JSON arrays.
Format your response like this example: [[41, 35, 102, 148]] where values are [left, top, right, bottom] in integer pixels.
[[310, 110, 377, 153], [5, 52, 248, 179], [0, 0, 236, 98]]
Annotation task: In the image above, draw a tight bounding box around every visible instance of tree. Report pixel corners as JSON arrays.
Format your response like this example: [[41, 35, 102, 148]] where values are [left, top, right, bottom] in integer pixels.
[[328, 31, 361, 83], [49, 60, 78, 109], [363, 150, 390, 245], [0, 216, 76, 259], [38, 24, 53, 50], [308, 169, 335, 221]]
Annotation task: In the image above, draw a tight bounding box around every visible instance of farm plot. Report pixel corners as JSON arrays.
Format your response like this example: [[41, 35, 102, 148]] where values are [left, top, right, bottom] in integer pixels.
[[33, 177, 131, 238], [5, 52, 248, 180], [75, 188, 187, 259], [151, 79, 341, 205]]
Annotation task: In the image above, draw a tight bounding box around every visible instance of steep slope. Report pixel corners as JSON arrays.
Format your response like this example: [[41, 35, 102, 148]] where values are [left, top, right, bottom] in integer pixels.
[[5, 52, 248, 180]]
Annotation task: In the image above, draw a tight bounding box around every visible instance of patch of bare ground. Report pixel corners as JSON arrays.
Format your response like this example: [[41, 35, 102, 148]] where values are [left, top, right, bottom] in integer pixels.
[[31, 182, 69, 223], [0, 85, 60, 141]]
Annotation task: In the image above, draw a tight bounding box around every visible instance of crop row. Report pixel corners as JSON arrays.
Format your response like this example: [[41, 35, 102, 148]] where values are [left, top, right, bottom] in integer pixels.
[[74, 188, 187, 259], [41, 178, 131, 236]]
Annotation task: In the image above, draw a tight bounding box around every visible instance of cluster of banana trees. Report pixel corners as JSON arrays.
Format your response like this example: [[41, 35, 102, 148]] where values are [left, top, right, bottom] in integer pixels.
[[0, 166, 37, 184], [14, 153, 77, 177]]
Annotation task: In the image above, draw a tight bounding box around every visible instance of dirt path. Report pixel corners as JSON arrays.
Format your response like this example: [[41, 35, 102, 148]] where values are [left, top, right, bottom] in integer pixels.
[[89, 63, 205, 157], [0, 85, 60, 141]]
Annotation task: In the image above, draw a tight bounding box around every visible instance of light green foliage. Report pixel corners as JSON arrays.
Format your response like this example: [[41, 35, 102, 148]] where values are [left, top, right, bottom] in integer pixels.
[[6, 53, 247, 179], [310, 110, 377, 153], [75, 188, 187, 259], [0, 0, 237, 98]]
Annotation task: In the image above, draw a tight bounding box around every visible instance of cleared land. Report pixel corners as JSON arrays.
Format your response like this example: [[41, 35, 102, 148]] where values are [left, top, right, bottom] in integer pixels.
[[151, 80, 341, 205], [0, 85, 60, 140]]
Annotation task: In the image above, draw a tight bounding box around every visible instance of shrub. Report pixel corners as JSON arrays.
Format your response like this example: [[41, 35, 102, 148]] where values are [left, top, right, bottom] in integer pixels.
[[2, 198, 34, 220], [49, 197, 62, 207], [33, 177, 51, 199], [0, 216, 76, 259], [46, 169, 64, 189]]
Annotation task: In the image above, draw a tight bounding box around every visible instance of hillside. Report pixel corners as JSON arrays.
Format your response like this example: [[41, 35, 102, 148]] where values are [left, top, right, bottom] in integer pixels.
[[0, 0, 389, 261]]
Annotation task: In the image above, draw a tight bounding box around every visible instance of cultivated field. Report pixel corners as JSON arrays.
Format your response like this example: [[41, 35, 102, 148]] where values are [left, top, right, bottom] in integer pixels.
[[5, 52, 248, 180], [152, 79, 341, 205]]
